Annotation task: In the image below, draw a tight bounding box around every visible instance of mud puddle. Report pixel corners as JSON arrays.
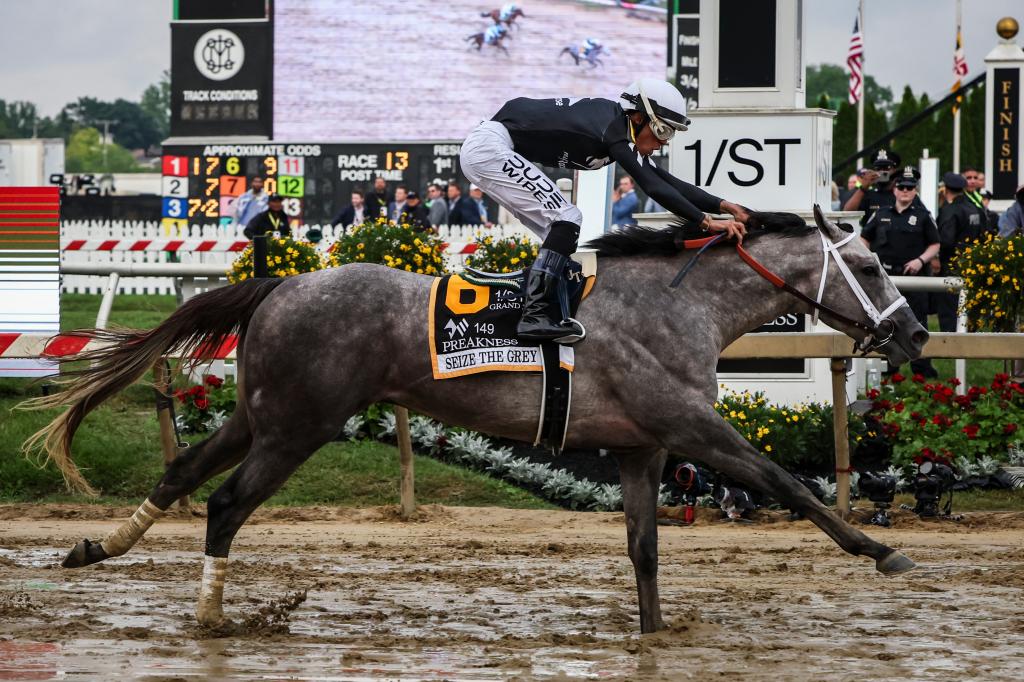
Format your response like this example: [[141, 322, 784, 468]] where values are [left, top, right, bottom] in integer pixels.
[[1, 506, 1023, 680]]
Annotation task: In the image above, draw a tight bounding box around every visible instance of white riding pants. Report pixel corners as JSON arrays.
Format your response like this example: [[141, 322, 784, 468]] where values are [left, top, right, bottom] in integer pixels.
[[459, 121, 583, 240]]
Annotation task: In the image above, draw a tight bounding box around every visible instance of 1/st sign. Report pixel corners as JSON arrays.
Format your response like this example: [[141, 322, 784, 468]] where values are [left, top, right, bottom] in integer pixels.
[[668, 110, 834, 211]]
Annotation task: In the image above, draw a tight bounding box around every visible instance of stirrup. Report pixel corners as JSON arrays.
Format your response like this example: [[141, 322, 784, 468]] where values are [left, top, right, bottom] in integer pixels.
[[554, 318, 586, 345]]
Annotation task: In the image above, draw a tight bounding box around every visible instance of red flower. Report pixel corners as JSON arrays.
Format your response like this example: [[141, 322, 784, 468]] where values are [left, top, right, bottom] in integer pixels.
[[911, 374, 926, 384], [931, 414, 951, 427], [954, 395, 972, 408], [173, 389, 187, 403], [948, 377, 961, 387], [867, 388, 880, 400], [941, 386, 954, 397], [188, 385, 206, 398], [883, 422, 901, 435], [962, 423, 980, 439], [891, 373, 906, 384], [204, 374, 224, 388], [195, 398, 209, 410], [894, 401, 905, 413], [1005, 423, 1019, 435], [910, 411, 921, 420]]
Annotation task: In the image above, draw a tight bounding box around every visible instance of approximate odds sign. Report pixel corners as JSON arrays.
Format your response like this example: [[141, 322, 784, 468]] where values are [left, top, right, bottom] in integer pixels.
[[160, 143, 468, 227]]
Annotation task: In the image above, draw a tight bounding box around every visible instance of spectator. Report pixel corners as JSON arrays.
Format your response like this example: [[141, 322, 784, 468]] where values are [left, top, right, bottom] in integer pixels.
[[330, 189, 368, 228], [234, 176, 268, 228], [934, 172, 983, 332], [243, 194, 289, 240], [445, 182, 479, 226], [389, 185, 408, 222], [400, 191, 432, 232], [860, 167, 940, 378], [644, 195, 665, 213], [962, 166, 985, 211], [612, 175, 639, 226], [979, 188, 1000, 236], [426, 183, 449, 227], [469, 183, 491, 226], [830, 180, 841, 211], [838, 173, 859, 207], [998, 185, 1024, 238], [366, 177, 392, 219]]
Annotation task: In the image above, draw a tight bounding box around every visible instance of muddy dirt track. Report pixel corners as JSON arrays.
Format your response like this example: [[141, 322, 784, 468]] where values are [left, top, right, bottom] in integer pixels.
[[1, 504, 1023, 681]]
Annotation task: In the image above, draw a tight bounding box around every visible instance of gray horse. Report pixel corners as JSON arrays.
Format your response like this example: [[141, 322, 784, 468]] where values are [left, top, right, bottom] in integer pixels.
[[25, 206, 925, 633]]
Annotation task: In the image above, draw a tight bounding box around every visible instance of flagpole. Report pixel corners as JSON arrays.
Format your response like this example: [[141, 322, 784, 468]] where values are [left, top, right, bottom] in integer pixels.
[[952, 0, 962, 172], [856, 0, 865, 168]]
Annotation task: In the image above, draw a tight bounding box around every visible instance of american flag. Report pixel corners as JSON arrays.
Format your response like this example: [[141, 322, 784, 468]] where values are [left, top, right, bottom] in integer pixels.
[[847, 16, 864, 105], [952, 25, 968, 113]]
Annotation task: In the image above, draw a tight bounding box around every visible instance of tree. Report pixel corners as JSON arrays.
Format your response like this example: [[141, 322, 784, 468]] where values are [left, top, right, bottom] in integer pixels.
[[65, 127, 139, 173], [806, 63, 894, 117], [61, 96, 162, 151], [140, 70, 170, 142]]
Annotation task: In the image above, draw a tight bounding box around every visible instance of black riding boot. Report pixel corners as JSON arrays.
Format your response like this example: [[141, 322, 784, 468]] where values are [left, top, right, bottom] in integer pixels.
[[517, 248, 586, 343]]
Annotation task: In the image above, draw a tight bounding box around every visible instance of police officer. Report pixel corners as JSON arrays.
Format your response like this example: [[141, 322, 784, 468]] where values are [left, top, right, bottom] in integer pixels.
[[934, 171, 983, 332], [861, 166, 940, 377], [843, 149, 918, 224]]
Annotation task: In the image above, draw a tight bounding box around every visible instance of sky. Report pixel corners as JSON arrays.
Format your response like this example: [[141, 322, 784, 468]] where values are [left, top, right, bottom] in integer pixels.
[[0, 0, 1020, 117]]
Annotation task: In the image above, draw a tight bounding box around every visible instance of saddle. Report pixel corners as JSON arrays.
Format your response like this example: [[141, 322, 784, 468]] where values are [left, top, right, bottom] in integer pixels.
[[427, 255, 595, 452]]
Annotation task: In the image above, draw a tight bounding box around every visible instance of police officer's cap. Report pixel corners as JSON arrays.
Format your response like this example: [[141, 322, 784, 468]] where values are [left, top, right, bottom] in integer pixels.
[[895, 166, 920, 188], [268, 194, 284, 202], [872, 149, 901, 169], [942, 172, 967, 191]]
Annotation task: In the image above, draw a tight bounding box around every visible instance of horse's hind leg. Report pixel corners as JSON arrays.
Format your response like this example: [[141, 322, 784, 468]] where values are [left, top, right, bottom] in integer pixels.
[[61, 412, 252, 568], [668, 406, 914, 574], [616, 448, 668, 633], [195, 434, 322, 626]]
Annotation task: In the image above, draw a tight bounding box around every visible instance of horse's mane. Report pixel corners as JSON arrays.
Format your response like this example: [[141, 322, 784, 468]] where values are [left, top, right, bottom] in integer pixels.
[[586, 211, 813, 258]]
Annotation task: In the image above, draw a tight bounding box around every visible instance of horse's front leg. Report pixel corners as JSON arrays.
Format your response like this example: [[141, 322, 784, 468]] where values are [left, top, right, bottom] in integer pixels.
[[666, 405, 914, 575], [615, 448, 668, 634]]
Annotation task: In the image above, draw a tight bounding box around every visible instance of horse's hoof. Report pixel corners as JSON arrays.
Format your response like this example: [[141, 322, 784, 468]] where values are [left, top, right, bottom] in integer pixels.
[[61, 538, 109, 568], [876, 550, 916, 575]]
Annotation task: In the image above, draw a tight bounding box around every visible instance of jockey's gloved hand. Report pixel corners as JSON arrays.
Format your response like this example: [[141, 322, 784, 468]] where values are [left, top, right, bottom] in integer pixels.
[[703, 214, 746, 243]]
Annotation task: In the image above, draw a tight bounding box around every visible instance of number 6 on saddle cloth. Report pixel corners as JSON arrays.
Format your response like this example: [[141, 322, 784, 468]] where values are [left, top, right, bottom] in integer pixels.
[[428, 258, 594, 453]]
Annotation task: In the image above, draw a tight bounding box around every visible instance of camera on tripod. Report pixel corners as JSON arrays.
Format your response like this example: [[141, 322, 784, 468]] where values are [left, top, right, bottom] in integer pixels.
[[858, 471, 896, 527], [910, 460, 957, 518]]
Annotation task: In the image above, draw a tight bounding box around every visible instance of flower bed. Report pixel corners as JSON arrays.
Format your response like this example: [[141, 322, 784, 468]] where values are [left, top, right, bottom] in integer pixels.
[[228, 236, 324, 283], [328, 218, 448, 275], [173, 375, 236, 434], [866, 372, 1023, 469], [952, 233, 1024, 332], [463, 234, 538, 273]]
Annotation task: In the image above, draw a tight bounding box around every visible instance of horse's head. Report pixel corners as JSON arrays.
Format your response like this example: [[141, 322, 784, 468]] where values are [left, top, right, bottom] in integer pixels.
[[810, 204, 928, 366]]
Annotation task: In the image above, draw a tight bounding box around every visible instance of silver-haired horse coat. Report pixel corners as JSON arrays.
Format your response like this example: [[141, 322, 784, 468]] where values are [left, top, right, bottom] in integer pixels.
[[24, 206, 927, 633]]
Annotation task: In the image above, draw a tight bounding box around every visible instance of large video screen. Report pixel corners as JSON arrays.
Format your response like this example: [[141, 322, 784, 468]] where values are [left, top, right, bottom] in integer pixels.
[[274, 0, 667, 142]]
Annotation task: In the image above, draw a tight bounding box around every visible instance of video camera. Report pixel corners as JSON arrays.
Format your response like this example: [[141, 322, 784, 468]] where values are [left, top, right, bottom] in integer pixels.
[[673, 462, 709, 525], [858, 471, 897, 527], [910, 460, 957, 518]]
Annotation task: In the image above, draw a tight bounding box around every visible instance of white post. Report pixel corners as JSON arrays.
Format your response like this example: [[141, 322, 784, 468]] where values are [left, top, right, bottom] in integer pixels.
[[956, 289, 968, 395], [95, 272, 120, 329], [953, 110, 961, 172]]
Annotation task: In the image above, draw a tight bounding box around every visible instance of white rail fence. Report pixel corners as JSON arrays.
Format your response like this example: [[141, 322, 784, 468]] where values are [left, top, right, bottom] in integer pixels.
[[60, 220, 535, 295]]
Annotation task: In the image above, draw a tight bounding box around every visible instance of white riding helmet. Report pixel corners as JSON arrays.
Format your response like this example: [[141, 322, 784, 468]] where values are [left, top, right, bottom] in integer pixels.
[[619, 78, 690, 142]]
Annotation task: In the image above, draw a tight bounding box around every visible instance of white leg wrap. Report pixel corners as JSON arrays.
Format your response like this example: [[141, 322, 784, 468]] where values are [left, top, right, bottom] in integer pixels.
[[196, 555, 228, 625], [100, 498, 164, 557]]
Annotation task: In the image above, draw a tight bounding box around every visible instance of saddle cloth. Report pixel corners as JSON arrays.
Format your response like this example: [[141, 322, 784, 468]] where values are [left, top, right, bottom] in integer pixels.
[[427, 261, 593, 380]]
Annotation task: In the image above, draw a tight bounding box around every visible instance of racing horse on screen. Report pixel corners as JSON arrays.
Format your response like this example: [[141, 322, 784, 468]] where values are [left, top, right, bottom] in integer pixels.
[[24, 207, 926, 633]]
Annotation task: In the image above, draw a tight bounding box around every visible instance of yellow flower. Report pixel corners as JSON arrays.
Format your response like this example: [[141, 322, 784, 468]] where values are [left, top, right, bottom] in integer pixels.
[[519, 251, 527, 258], [510, 257, 520, 265], [791, 415, 799, 422], [765, 445, 772, 452], [357, 243, 365, 250], [405, 264, 412, 271]]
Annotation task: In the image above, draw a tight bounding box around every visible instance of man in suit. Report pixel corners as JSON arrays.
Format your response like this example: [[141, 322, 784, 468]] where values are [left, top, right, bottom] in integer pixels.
[[388, 185, 408, 223], [445, 182, 479, 226], [426, 183, 449, 227], [330, 190, 368, 228]]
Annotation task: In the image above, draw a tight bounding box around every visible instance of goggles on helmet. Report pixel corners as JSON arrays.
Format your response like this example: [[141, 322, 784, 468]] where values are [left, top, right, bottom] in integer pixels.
[[621, 84, 690, 143]]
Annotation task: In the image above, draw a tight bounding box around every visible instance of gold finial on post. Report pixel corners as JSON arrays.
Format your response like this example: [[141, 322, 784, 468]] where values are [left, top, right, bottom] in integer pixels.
[[996, 17, 1019, 40]]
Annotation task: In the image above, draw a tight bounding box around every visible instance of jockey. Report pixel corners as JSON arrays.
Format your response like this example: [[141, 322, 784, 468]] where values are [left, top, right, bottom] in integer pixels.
[[459, 78, 749, 343]]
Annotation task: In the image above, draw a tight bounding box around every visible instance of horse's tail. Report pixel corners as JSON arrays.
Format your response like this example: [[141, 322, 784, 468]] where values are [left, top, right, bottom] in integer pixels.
[[18, 278, 286, 496]]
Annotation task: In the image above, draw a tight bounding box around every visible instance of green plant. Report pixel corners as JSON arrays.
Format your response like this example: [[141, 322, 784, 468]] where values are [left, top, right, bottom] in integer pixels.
[[463, 233, 539, 273], [328, 218, 448, 275], [713, 390, 865, 474], [173, 375, 237, 433], [952, 233, 1024, 332], [228, 236, 324, 283], [866, 372, 1023, 468]]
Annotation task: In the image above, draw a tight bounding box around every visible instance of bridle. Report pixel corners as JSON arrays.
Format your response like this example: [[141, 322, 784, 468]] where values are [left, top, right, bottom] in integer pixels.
[[669, 229, 907, 356]]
